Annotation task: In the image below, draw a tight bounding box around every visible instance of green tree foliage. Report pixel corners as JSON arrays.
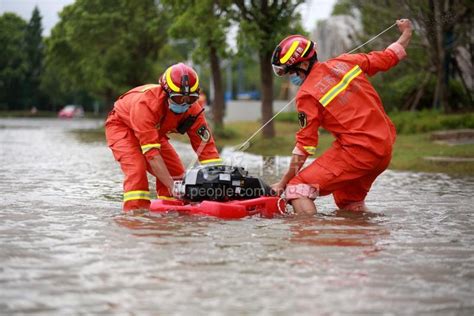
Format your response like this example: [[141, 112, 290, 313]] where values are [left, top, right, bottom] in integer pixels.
[[332, 0, 473, 112], [42, 0, 172, 110], [0, 13, 28, 110], [230, 0, 305, 138], [25, 6, 44, 108], [164, 0, 231, 128]]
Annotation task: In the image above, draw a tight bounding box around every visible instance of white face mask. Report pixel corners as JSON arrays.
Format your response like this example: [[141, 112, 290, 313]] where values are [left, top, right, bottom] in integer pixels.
[[290, 73, 304, 86], [168, 99, 191, 114]]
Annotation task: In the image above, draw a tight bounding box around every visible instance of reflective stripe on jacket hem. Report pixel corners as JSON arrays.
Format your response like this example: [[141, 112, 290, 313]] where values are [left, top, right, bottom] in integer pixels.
[[158, 195, 177, 201], [200, 158, 223, 165]]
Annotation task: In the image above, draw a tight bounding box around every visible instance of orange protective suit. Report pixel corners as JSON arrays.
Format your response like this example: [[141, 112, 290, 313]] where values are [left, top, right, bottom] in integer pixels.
[[105, 84, 221, 211], [286, 43, 407, 209]]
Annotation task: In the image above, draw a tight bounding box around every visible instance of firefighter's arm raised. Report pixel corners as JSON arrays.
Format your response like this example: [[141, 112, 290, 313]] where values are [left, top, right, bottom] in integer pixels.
[[395, 19, 413, 49], [346, 19, 413, 76]]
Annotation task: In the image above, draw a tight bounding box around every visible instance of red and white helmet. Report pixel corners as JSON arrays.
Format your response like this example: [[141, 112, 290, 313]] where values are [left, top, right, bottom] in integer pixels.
[[271, 35, 317, 76], [160, 63, 200, 104]]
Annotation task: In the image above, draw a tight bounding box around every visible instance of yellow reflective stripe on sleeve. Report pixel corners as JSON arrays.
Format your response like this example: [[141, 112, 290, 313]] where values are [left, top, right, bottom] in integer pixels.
[[303, 146, 317, 155], [141, 143, 161, 154], [319, 65, 362, 107], [139, 84, 160, 92], [200, 158, 224, 165], [158, 195, 177, 201], [124, 190, 151, 202], [280, 40, 300, 64], [165, 66, 181, 92]]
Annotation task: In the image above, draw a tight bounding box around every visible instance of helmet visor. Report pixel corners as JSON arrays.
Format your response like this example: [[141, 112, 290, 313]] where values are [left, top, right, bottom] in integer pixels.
[[272, 64, 288, 77], [170, 93, 199, 105]]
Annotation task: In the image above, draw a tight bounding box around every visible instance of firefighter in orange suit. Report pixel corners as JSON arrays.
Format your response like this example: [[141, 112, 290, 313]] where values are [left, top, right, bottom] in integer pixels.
[[105, 63, 222, 212], [271, 19, 413, 214]]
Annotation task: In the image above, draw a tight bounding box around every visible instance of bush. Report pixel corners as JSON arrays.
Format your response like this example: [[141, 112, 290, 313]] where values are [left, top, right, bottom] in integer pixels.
[[275, 111, 298, 123], [373, 73, 437, 112], [275, 110, 474, 134], [213, 126, 239, 139], [448, 79, 472, 111], [389, 110, 474, 134]]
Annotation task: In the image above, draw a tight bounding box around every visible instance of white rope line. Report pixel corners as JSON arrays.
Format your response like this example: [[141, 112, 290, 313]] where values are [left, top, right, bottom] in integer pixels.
[[234, 22, 398, 153], [187, 140, 207, 168], [347, 23, 397, 54], [236, 96, 296, 151]]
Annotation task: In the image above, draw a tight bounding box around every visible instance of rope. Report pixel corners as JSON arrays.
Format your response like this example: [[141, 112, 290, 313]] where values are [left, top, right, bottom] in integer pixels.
[[236, 96, 296, 151], [234, 22, 398, 153], [347, 23, 397, 54], [277, 196, 293, 216]]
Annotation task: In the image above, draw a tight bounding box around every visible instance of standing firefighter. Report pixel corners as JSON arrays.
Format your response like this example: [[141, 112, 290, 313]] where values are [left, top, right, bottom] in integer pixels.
[[271, 19, 413, 214], [106, 63, 222, 213]]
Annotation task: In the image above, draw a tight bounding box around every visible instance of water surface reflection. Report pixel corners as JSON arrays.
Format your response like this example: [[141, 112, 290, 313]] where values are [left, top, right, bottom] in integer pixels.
[[1, 118, 473, 315], [288, 211, 388, 247]]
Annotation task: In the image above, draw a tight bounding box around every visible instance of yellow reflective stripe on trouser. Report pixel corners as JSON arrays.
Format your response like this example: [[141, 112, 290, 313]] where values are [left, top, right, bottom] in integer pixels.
[[141, 143, 161, 154], [319, 65, 362, 107], [158, 195, 177, 201], [303, 146, 316, 155], [200, 158, 224, 165], [123, 190, 151, 202]]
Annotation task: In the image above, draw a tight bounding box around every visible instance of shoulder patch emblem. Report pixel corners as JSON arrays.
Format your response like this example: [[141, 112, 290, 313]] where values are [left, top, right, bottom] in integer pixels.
[[298, 112, 307, 128], [197, 125, 211, 142]]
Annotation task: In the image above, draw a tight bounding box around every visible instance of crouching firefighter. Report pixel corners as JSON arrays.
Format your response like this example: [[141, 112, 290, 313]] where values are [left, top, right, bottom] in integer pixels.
[[270, 19, 413, 215], [105, 63, 222, 212]]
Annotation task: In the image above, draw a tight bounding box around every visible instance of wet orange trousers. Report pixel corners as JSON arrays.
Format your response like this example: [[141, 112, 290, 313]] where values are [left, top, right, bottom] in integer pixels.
[[105, 116, 185, 211], [288, 143, 392, 209]]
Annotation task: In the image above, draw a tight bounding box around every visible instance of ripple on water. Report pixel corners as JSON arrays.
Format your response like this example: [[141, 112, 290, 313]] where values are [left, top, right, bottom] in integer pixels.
[[1, 118, 473, 315]]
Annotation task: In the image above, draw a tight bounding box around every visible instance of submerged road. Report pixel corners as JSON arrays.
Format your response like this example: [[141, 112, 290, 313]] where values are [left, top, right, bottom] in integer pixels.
[[1, 118, 473, 315]]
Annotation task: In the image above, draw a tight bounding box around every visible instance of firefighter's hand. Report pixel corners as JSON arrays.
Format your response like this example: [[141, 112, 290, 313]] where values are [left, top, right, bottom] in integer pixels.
[[271, 182, 286, 196], [171, 180, 183, 199], [396, 19, 412, 34]]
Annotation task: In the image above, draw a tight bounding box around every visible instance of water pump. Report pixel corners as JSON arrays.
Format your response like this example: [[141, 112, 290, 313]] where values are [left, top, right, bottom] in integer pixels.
[[174, 165, 273, 202]]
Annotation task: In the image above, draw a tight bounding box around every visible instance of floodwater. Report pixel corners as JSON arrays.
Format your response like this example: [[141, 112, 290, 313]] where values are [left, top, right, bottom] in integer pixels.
[[1, 118, 473, 315]]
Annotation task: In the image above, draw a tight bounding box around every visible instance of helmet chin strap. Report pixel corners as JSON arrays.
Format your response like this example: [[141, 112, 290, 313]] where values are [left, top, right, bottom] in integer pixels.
[[304, 53, 318, 77], [290, 52, 318, 78], [288, 65, 306, 77]]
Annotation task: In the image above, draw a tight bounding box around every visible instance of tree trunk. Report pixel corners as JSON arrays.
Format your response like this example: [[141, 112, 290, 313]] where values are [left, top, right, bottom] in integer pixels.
[[431, 0, 448, 111], [104, 88, 115, 112], [452, 50, 473, 106], [209, 44, 225, 129], [259, 51, 275, 139], [409, 73, 431, 112]]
